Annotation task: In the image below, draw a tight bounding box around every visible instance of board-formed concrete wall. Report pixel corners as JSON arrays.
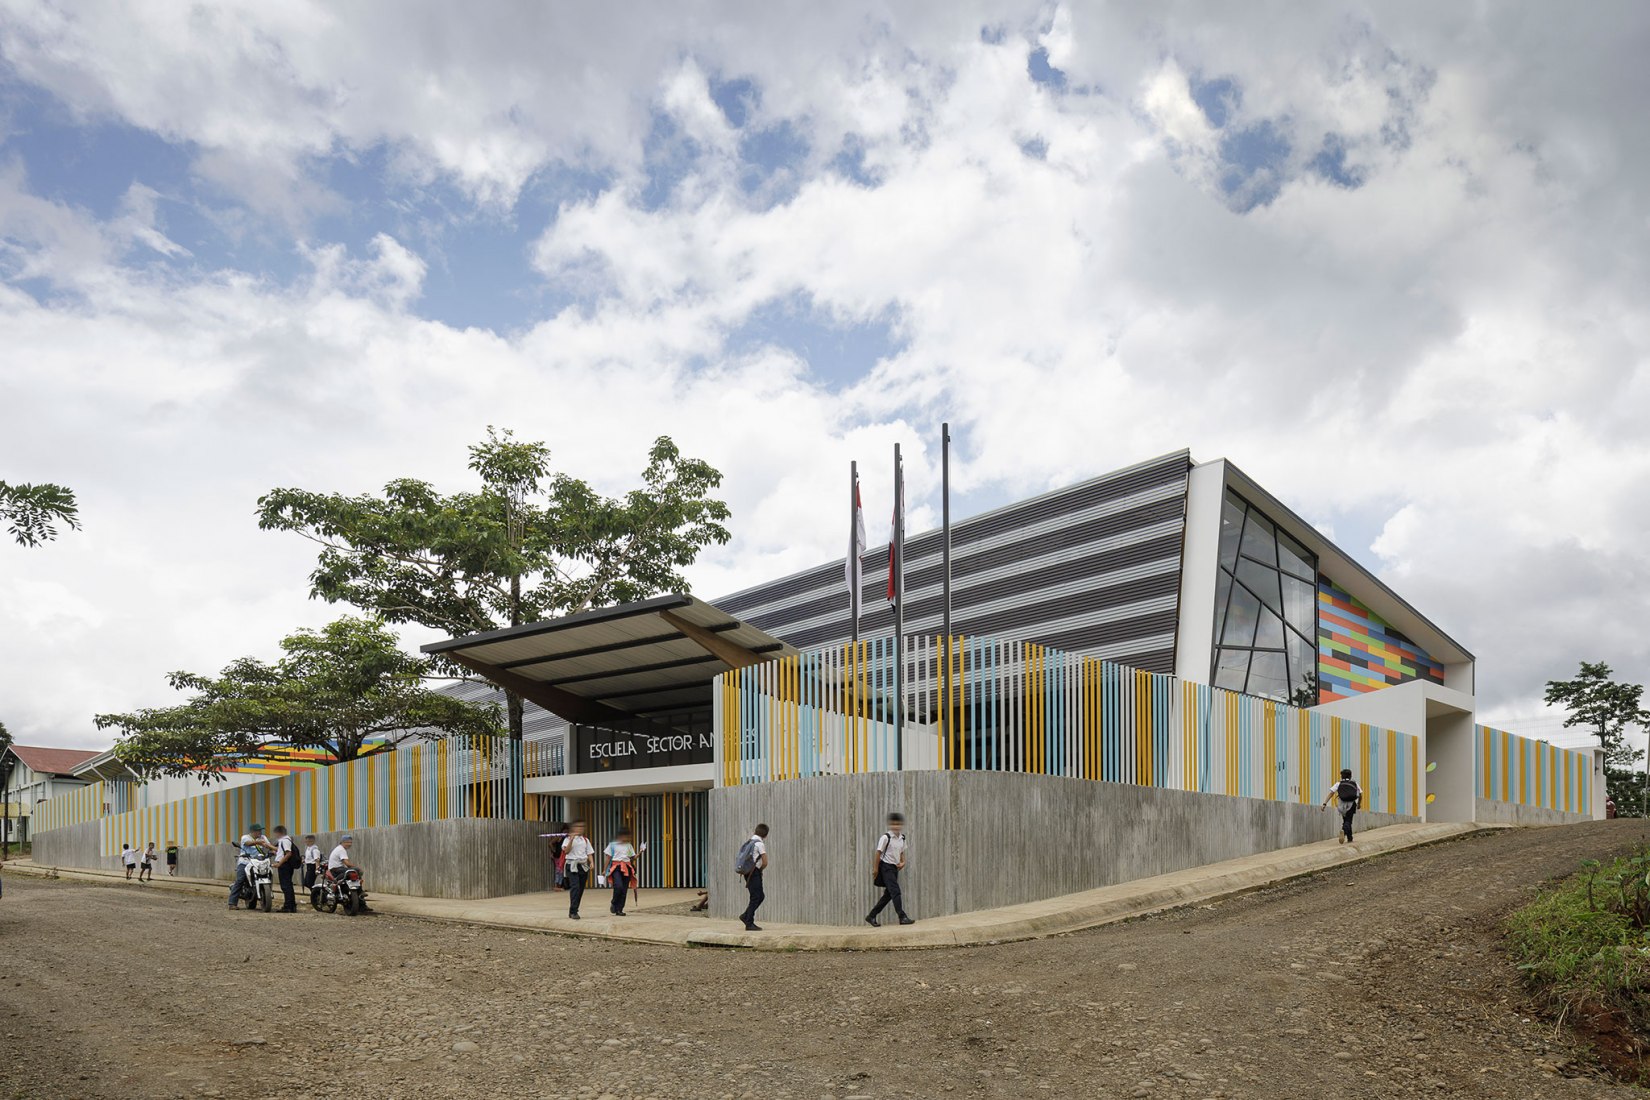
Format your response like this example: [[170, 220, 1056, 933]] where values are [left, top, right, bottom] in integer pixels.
[[32, 818, 558, 900], [1473, 797, 1592, 827], [710, 772, 1417, 926]]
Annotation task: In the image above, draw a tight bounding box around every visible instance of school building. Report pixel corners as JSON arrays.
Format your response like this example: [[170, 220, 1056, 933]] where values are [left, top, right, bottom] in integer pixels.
[[26, 450, 1603, 919], [423, 450, 1604, 922]]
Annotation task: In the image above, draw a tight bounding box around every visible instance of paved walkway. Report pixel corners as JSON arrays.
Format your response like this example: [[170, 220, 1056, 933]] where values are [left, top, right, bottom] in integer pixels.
[[3, 821, 1486, 950]]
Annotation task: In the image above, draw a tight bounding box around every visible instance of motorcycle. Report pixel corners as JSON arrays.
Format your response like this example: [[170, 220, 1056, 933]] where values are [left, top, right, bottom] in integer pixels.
[[310, 865, 368, 916], [244, 853, 274, 913]]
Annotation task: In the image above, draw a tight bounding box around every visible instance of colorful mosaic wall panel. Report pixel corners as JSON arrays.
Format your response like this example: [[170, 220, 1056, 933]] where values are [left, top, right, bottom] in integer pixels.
[[1317, 578, 1446, 702], [714, 635, 1420, 817], [34, 737, 525, 856], [1477, 724, 1591, 815]]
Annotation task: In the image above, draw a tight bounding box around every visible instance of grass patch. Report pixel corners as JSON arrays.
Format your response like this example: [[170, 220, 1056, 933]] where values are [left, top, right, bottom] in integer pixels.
[[1507, 851, 1650, 1082]]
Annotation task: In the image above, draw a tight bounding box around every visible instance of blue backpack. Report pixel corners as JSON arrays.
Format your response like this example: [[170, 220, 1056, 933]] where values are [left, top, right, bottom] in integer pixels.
[[733, 838, 759, 875]]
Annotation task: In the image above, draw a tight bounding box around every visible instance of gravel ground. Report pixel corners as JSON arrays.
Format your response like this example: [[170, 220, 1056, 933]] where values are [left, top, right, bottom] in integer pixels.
[[2, 821, 1646, 1100]]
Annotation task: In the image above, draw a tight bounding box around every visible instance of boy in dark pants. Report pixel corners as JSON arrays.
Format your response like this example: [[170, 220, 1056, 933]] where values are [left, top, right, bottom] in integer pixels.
[[271, 826, 299, 912], [866, 812, 914, 927], [737, 823, 769, 931], [603, 826, 637, 917], [1321, 768, 1363, 843], [561, 820, 594, 920]]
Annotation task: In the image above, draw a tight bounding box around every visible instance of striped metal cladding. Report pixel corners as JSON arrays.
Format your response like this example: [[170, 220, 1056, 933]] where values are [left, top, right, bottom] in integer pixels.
[[1477, 724, 1590, 815], [713, 635, 1420, 817], [34, 736, 527, 857], [713, 451, 1192, 672], [571, 790, 708, 890]]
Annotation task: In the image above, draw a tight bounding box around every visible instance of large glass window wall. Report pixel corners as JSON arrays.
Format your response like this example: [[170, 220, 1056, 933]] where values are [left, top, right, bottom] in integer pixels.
[[1212, 490, 1319, 706]]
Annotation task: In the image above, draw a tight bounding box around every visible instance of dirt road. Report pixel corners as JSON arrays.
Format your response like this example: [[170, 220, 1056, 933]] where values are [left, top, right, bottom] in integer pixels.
[[2, 821, 1645, 1100]]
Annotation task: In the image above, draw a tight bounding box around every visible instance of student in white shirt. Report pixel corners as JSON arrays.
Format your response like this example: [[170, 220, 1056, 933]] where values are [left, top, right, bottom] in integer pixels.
[[603, 827, 638, 917], [270, 826, 299, 913], [865, 812, 914, 927], [560, 820, 596, 920], [137, 843, 158, 883], [737, 823, 769, 932], [121, 844, 138, 880], [301, 834, 322, 891]]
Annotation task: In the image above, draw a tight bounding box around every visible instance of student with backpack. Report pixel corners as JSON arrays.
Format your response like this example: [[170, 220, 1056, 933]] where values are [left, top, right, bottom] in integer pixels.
[[733, 823, 769, 932], [865, 812, 914, 927], [165, 840, 179, 877], [1321, 768, 1363, 843], [561, 820, 595, 920], [271, 826, 300, 913]]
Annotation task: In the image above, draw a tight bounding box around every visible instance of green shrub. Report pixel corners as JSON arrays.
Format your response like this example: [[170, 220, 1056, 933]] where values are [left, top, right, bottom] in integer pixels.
[[1508, 852, 1650, 1012]]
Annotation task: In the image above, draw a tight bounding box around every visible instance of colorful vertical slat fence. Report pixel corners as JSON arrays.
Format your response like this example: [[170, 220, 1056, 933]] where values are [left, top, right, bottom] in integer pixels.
[[33, 736, 525, 857], [1476, 724, 1590, 816], [714, 635, 1419, 816], [572, 790, 708, 890]]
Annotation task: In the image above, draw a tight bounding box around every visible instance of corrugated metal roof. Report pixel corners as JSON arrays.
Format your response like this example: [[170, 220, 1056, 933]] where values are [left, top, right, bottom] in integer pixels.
[[421, 594, 796, 718]]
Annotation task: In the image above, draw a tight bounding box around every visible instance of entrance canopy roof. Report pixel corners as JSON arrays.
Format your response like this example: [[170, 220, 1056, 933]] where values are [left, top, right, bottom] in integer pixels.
[[421, 594, 794, 730]]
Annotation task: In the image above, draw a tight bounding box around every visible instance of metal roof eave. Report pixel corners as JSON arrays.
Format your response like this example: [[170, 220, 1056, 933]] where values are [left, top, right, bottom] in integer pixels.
[[1219, 460, 1475, 665]]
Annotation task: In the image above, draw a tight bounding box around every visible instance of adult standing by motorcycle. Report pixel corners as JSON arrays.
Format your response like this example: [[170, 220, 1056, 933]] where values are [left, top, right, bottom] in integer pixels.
[[271, 826, 300, 913], [326, 835, 371, 914], [228, 824, 274, 910]]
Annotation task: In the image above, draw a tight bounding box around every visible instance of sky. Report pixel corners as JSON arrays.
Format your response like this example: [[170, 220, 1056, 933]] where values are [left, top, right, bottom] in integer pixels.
[[1, 1, 1647, 753]]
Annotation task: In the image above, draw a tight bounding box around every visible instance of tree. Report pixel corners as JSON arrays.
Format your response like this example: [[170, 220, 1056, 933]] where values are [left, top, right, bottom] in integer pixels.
[[254, 429, 732, 740], [94, 617, 503, 781], [1, 481, 79, 546], [1544, 661, 1650, 816]]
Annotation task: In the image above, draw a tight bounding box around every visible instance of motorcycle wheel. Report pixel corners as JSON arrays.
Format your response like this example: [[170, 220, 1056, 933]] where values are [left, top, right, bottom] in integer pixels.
[[343, 891, 361, 917], [260, 888, 272, 913], [310, 888, 324, 911]]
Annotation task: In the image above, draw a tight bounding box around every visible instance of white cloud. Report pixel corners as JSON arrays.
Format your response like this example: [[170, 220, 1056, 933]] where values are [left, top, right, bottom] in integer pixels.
[[1, 1, 1648, 750]]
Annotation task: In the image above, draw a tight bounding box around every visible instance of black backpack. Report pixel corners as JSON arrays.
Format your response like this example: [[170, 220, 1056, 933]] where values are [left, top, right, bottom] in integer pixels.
[[1336, 778, 1359, 803]]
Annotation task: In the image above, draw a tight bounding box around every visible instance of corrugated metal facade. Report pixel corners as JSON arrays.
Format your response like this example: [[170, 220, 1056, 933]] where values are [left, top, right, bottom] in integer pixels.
[[714, 450, 1193, 672]]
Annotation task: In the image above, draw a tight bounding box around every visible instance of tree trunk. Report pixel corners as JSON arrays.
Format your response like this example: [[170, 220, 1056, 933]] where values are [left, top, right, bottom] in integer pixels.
[[507, 691, 525, 742], [507, 571, 524, 742]]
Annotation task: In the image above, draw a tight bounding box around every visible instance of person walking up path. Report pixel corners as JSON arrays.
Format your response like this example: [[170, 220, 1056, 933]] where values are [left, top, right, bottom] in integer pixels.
[[865, 813, 914, 927], [137, 843, 158, 883], [164, 841, 179, 877], [561, 820, 594, 920], [735, 824, 769, 932], [1321, 769, 1363, 844], [271, 826, 299, 913], [121, 844, 137, 880], [604, 827, 637, 917]]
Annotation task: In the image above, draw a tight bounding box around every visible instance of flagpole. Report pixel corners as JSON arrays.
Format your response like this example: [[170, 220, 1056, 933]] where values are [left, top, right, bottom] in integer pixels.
[[941, 422, 952, 757], [893, 442, 905, 769], [849, 460, 861, 643]]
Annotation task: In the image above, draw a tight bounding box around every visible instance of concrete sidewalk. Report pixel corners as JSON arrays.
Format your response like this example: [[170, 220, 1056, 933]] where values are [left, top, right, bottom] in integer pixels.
[[2, 821, 1487, 950]]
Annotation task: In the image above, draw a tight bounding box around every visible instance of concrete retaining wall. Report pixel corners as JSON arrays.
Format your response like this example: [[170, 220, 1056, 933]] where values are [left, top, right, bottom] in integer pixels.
[[1474, 797, 1592, 827], [709, 772, 1417, 926], [31, 818, 558, 900]]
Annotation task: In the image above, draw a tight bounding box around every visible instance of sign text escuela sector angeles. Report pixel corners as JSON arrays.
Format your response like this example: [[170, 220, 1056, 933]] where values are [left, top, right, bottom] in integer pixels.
[[572, 725, 715, 772]]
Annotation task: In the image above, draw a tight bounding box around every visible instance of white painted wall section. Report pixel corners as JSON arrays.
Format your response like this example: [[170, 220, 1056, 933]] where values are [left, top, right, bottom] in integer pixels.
[[1173, 459, 1226, 684]]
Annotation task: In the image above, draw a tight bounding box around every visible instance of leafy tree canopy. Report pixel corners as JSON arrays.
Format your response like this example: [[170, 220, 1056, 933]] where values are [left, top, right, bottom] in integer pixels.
[[94, 616, 502, 781], [1544, 660, 1650, 815], [1, 481, 79, 547], [254, 429, 732, 737], [1544, 661, 1649, 771]]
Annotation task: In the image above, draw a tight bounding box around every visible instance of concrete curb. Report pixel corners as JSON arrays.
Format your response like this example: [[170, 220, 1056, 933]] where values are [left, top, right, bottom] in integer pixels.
[[2, 822, 1493, 951]]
